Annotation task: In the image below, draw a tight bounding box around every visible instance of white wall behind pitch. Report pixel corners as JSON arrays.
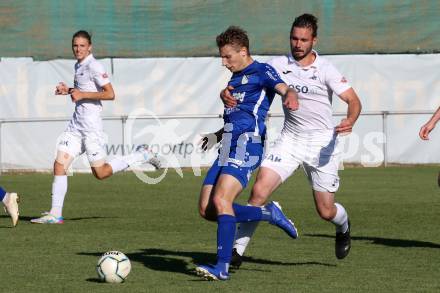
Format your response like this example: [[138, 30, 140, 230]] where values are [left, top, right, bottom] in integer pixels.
[[0, 54, 439, 171]]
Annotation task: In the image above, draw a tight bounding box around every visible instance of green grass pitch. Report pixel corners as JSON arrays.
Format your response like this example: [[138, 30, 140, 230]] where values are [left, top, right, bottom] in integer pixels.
[[1, 166, 440, 292]]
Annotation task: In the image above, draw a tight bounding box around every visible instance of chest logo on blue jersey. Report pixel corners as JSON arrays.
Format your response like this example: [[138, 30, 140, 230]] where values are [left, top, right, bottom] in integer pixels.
[[241, 75, 248, 85]]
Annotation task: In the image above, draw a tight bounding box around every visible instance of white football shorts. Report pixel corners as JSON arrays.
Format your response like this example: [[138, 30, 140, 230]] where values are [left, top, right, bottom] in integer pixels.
[[261, 129, 341, 193], [56, 130, 108, 166]]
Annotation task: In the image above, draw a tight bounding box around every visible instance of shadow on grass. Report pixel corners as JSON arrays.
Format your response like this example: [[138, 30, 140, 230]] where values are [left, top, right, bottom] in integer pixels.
[[86, 278, 102, 283], [305, 233, 440, 248], [79, 248, 335, 277], [6, 215, 115, 223], [68, 216, 116, 221], [0, 215, 19, 228]]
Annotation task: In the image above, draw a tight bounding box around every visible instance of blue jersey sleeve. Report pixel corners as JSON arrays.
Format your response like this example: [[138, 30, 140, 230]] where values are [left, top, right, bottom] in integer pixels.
[[259, 63, 284, 90]]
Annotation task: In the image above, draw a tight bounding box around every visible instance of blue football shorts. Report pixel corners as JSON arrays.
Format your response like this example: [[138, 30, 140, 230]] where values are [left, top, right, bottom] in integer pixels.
[[203, 133, 263, 188]]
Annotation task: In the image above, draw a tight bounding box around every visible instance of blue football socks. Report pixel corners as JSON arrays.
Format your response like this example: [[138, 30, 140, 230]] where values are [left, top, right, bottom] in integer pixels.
[[0, 186, 6, 201], [233, 203, 271, 222], [216, 214, 236, 271]]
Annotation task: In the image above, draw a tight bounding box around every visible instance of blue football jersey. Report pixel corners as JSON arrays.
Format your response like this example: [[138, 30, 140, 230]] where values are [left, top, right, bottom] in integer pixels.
[[224, 60, 283, 139]]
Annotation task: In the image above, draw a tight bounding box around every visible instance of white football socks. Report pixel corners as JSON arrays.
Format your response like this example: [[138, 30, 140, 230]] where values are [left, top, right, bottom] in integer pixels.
[[108, 157, 129, 173], [233, 203, 261, 256], [49, 175, 68, 218], [233, 221, 259, 256], [108, 150, 148, 173], [331, 203, 349, 233]]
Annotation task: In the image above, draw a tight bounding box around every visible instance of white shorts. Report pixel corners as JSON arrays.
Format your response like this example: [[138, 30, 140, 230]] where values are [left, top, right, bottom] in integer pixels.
[[56, 130, 108, 165], [261, 130, 341, 193]]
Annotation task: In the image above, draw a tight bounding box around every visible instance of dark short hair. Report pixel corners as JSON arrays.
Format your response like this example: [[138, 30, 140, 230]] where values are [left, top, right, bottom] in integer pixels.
[[291, 14, 318, 37], [216, 26, 249, 53], [72, 30, 92, 44]]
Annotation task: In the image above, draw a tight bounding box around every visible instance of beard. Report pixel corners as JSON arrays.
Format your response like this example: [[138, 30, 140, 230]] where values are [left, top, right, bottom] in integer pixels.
[[291, 45, 313, 61]]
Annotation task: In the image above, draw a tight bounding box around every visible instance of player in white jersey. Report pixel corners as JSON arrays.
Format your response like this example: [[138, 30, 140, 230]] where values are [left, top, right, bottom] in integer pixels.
[[31, 30, 159, 224], [419, 106, 440, 186], [220, 14, 362, 264]]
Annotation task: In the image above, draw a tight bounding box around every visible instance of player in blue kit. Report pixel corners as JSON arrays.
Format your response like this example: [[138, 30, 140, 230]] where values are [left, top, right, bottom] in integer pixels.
[[195, 26, 299, 281]]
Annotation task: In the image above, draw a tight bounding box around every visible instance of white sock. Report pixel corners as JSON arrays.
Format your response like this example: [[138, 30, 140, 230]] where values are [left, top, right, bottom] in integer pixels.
[[109, 150, 147, 173], [331, 203, 348, 233], [234, 222, 259, 256], [108, 157, 130, 173], [233, 203, 260, 256], [50, 175, 68, 218]]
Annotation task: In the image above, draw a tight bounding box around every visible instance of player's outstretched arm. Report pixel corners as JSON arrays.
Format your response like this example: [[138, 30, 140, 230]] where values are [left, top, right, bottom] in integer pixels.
[[335, 88, 362, 135], [419, 106, 440, 140], [220, 85, 237, 108], [198, 128, 224, 151], [275, 83, 299, 111], [70, 83, 115, 102]]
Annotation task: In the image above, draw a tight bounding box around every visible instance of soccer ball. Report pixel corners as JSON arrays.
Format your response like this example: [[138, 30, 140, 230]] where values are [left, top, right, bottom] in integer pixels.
[[96, 251, 131, 283]]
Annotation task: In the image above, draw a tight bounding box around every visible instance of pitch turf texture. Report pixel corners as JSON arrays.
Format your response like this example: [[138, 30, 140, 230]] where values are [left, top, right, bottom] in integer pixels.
[[1, 166, 440, 292]]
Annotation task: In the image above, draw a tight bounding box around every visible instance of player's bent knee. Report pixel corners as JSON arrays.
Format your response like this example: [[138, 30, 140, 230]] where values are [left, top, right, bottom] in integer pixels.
[[198, 208, 206, 219], [212, 195, 224, 210], [212, 194, 233, 214], [94, 171, 111, 180], [198, 203, 208, 218], [198, 208, 216, 222], [90, 159, 106, 168], [92, 172, 107, 180], [250, 183, 270, 205], [316, 207, 335, 221], [55, 151, 73, 174], [92, 166, 112, 180]]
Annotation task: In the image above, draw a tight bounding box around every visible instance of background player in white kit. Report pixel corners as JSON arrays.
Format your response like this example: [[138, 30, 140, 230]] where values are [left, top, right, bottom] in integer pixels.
[[419, 106, 440, 186], [31, 30, 159, 224], [221, 14, 362, 264]]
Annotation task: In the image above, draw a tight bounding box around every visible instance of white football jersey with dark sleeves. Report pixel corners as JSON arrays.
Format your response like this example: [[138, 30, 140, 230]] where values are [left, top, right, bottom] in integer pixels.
[[268, 50, 351, 134]]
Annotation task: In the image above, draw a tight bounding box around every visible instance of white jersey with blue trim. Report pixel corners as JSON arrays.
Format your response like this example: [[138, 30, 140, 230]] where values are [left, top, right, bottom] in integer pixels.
[[67, 54, 110, 132], [224, 60, 283, 139], [268, 50, 351, 134]]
